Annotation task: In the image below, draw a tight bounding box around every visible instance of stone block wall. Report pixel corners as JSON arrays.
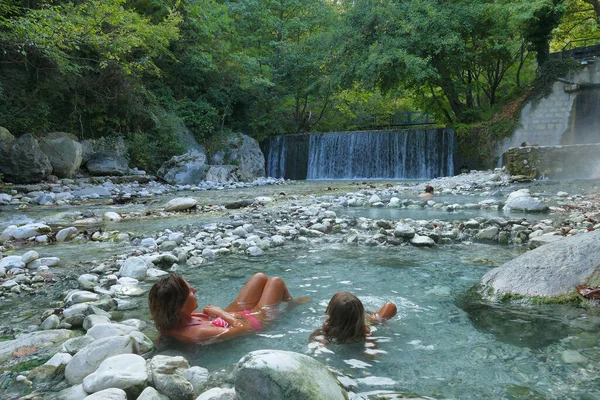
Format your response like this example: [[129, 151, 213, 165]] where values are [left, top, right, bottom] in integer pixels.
[[503, 144, 600, 180], [501, 62, 600, 155]]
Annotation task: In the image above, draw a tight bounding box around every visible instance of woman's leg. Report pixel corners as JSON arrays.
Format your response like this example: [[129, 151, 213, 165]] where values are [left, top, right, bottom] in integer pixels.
[[250, 277, 292, 312], [224, 273, 269, 312]]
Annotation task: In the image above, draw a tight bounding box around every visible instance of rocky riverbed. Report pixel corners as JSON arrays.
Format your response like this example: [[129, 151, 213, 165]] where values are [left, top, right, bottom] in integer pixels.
[[1, 169, 600, 399]]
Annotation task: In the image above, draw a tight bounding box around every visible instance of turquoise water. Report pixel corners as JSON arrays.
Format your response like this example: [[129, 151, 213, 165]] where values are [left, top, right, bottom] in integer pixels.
[[147, 243, 600, 399]]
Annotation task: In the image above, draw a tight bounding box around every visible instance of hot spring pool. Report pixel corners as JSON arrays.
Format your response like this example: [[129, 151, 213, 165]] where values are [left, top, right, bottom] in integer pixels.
[[139, 243, 600, 399]]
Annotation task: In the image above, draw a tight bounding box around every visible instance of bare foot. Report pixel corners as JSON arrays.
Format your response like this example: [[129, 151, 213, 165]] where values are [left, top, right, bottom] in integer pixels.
[[286, 296, 312, 311]]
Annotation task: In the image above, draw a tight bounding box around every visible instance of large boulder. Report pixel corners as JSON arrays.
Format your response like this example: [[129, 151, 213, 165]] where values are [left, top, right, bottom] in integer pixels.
[[81, 140, 95, 164], [0, 133, 53, 183], [205, 165, 238, 183], [0, 330, 75, 366], [86, 152, 129, 176], [223, 134, 265, 182], [479, 229, 600, 299], [0, 126, 14, 146], [234, 350, 348, 400], [40, 133, 83, 178], [156, 150, 208, 185], [503, 189, 548, 213]]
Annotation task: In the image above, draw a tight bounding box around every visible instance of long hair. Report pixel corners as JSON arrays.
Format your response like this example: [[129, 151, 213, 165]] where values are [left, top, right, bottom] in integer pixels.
[[322, 292, 367, 344], [148, 273, 189, 332]]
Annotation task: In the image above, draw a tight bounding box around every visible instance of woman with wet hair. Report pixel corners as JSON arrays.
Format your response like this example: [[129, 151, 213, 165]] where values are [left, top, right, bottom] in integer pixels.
[[149, 272, 309, 345], [309, 292, 397, 344]]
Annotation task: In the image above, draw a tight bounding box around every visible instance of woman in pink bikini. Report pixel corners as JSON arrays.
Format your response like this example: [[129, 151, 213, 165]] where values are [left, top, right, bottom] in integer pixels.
[[149, 272, 308, 344]]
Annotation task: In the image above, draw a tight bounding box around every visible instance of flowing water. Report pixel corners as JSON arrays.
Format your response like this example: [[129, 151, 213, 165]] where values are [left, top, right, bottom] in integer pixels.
[[144, 244, 600, 400], [264, 130, 455, 179], [2, 180, 600, 399]]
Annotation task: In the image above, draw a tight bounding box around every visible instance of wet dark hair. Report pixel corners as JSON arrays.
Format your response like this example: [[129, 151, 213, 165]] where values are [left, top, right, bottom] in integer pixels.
[[322, 292, 367, 344], [148, 273, 189, 332], [425, 185, 434, 193]]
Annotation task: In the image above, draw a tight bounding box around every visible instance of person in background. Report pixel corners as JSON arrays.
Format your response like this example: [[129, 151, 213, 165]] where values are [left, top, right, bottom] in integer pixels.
[[149, 272, 309, 345], [419, 185, 434, 200], [309, 291, 397, 344]]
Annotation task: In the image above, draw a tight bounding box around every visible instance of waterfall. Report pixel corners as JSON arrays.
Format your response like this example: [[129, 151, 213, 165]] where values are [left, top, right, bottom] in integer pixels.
[[265, 129, 455, 180], [266, 135, 286, 179], [572, 88, 600, 144]]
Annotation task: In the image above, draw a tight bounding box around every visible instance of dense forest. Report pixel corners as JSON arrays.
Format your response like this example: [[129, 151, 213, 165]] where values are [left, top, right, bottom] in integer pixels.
[[1, 0, 599, 172]]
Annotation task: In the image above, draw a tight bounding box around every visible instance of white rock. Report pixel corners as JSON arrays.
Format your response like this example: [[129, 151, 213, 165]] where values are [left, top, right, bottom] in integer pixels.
[[196, 388, 236, 400], [57, 227, 79, 242], [21, 250, 39, 264], [165, 197, 198, 212], [65, 290, 100, 305], [410, 234, 436, 247], [78, 274, 100, 290], [177, 366, 209, 396], [561, 350, 588, 364], [246, 246, 264, 257], [0, 256, 25, 270], [137, 387, 169, 400], [45, 352, 73, 367], [141, 238, 158, 248], [86, 323, 138, 340], [65, 335, 134, 384], [41, 314, 61, 330], [255, 196, 273, 204], [83, 388, 127, 400], [82, 354, 147, 394], [368, 194, 381, 204], [119, 257, 149, 280], [103, 212, 122, 222], [82, 315, 112, 331]]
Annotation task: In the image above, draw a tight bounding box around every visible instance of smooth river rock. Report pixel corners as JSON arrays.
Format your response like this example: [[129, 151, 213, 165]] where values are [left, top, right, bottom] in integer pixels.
[[234, 350, 348, 400], [480, 229, 600, 299]]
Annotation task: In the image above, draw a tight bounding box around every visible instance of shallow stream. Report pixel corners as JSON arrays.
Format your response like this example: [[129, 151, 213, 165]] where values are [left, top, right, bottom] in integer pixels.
[[1, 179, 600, 399]]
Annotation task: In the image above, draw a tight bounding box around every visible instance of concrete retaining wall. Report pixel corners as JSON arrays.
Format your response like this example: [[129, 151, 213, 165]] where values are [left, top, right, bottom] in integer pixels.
[[503, 144, 600, 180]]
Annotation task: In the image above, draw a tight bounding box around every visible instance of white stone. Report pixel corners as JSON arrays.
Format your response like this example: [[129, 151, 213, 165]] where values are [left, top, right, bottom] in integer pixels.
[[561, 350, 588, 364], [21, 250, 39, 264], [83, 388, 127, 400], [137, 387, 169, 400], [196, 388, 236, 400], [45, 352, 73, 367], [177, 366, 209, 396], [103, 212, 122, 222], [57, 227, 79, 242], [82, 354, 147, 394], [41, 314, 61, 330], [254, 196, 273, 204], [82, 315, 112, 331], [65, 290, 100, 305], [86, 323, 138, 340], [119, 257, 149, 280], [141, 238, 157, 248], [246, 246, 263, 257], [410, 234, 436, 247], [165, 197, 198, 212], [27, 257, 61, 270], [0, 256, 25, 270], [65, 335, 134, 384]]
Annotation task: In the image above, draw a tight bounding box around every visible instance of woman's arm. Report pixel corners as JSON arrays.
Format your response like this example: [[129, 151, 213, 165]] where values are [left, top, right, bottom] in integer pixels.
[[170, 321, 253, 345], [308, 328, 329, 344], [202, 305, 242, 326]]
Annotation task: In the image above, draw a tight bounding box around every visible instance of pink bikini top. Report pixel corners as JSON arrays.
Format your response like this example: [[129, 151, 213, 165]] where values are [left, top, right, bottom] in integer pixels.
[[187, 313, 230, 328]]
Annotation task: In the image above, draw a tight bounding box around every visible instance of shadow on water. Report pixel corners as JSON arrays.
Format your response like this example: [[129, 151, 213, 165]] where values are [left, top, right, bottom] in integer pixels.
[[457, 287, 572, 349]]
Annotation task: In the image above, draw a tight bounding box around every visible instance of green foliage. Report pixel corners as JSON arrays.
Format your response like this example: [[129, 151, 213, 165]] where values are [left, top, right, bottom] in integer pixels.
[[530, 58, 580, 103], [0, 0, 589, 174]]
